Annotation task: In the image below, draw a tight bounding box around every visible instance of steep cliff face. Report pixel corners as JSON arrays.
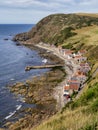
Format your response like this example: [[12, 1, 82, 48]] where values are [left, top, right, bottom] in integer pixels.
[[13, 13, 98, 45]]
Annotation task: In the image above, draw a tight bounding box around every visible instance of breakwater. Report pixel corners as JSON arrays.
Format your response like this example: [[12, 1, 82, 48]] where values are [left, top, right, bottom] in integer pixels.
[[25, 64, 64, 71]]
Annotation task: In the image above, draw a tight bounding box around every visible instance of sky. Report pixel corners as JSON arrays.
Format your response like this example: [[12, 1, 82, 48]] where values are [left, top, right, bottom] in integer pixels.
[[0, 0, 98, 24]]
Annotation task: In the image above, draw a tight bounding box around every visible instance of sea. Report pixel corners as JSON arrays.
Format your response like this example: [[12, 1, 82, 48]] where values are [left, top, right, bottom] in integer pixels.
[[0, 24, 48, 125]]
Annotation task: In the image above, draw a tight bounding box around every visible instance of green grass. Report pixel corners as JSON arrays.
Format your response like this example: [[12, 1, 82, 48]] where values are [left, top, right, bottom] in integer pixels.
[[95, 30, 98, 34], [34, 107, 98, 130], [33, 81, 98, 130], [71, 82, 98, 108], [12, 14, 98, 130], [31, 25, 98, 130]]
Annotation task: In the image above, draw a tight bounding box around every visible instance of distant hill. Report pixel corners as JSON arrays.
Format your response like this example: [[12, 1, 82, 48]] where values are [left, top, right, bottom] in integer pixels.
[[13, 13, 98, 46]]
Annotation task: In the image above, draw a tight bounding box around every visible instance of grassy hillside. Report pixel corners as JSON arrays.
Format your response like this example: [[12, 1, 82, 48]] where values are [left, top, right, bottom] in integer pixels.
[[33, 80, 98, 130], [32, 24, 98, 130], [62, 25, 98, 62], [13, 13, 98, 130], [14, 13, 98, 46]]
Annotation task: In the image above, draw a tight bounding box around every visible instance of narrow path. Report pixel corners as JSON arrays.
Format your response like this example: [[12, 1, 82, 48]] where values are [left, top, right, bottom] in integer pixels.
[[25, 64, 64, 71], [35, 43, 89, 110], [92, 68, 98, 78], [35, 44, 78, 109]]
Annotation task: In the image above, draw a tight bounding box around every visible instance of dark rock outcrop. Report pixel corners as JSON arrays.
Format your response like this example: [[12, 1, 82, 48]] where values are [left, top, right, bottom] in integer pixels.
[[4, 38, 9, 41]]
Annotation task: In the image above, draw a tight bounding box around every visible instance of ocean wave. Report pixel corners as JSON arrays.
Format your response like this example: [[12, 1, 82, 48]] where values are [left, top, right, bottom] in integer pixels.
[[10, 78, 15, 81], [5, 104, 22, 120], [5, 110, 16, 120], [16, 104, 22, 110], [42, 59, 47, 63], [17, 96, 25, 102]]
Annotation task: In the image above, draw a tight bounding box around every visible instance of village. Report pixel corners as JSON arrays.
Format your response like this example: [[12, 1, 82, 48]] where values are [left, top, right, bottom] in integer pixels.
[[36, 42, 91, 107], [58, 47, 90, 102]]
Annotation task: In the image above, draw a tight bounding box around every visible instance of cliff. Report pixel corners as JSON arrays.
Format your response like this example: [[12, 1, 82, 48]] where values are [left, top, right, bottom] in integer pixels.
[[13, 13, 98, 45]]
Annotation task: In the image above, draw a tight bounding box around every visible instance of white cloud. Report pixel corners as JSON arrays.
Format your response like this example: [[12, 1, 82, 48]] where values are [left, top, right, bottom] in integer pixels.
[[1, 0, 98, 11], [0, 0, 98, 7], [0, 0, 74, 9], [0, 0, 98, 23]]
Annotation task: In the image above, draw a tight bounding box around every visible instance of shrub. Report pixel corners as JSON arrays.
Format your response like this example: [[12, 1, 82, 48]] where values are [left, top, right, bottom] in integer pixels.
[[79, 122, 98, 130], [79, 82, 98, 105], [91, 98, 98, 112]]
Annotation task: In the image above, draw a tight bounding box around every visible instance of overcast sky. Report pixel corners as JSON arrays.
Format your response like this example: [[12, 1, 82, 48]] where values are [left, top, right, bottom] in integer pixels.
[[0, 0, 98, 24]]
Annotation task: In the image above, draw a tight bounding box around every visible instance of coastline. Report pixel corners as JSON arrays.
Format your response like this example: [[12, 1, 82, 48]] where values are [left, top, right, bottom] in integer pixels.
[[4, 42, 88, 130], [4, 43, 66, 129], [24, 42, 75, 109], [34, 43, 75, 109], [2, 13, 96, 130]]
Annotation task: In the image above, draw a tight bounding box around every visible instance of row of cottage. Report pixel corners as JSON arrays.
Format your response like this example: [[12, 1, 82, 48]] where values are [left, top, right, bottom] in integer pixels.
[[39, 42, 91, 100], [57, 46, 91, 100]]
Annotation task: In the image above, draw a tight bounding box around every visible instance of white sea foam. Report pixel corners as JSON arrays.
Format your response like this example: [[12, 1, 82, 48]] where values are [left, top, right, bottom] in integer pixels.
[[16, 104, 22, 110], [5, 104, 22, 120], [10, 78, 15, 81], [5, 111, 16, 120], [0, 91, 6, 94], [42, 59, 47, 63], [17, 97, 25, 102]]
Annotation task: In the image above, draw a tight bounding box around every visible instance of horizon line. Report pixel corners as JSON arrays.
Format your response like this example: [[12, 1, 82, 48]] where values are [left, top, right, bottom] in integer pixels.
[[0, 23, 35, 25]]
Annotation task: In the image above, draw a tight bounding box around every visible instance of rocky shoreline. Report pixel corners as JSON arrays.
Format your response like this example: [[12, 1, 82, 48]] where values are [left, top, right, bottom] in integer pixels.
[[4, 43, 66, 130]]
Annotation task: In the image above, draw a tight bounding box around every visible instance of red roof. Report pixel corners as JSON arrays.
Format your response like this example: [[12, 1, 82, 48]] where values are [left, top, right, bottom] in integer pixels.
[[69, 83, 79, 91], [75, 71, 86, 76], [74, 55, 82, 59], [68, 80, 79, 83], [65, 50, 74, 54], [64, 85, 70, 91], [79, 50, 86, 53]]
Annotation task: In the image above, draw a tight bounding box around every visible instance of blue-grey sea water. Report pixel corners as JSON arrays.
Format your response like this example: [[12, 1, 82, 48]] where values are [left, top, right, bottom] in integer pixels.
[[0, 24, 48, 124]]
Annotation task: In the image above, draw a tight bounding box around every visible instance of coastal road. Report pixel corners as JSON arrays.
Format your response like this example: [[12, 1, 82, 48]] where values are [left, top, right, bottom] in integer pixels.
[[35, 43, 77, 109]]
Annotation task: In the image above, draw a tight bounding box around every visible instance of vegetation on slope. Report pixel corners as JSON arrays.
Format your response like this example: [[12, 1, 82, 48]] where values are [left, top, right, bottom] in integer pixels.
[[13, 13, 98, 130], [33, 76, 98, 130], [32, 22, 98, 130], [14, 13, 98, 46]]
